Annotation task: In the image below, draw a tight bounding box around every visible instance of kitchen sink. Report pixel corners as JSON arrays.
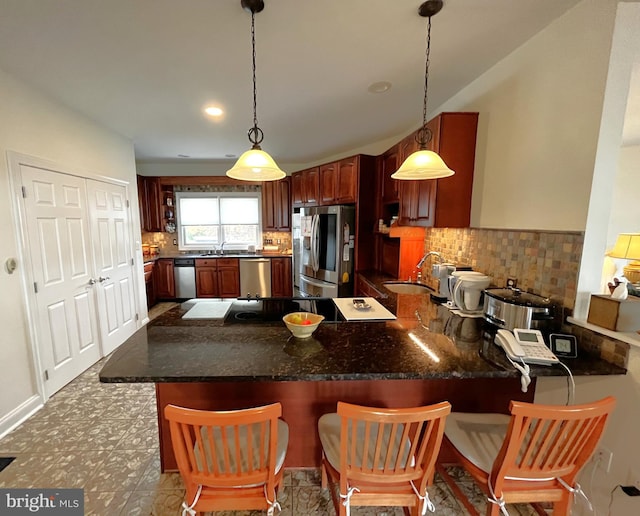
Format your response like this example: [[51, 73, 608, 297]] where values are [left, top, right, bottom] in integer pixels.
[[383, 281, 435, 295]]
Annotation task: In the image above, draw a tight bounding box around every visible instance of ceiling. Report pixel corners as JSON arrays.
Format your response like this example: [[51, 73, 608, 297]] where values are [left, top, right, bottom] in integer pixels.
[[5, 0, 634, 168]]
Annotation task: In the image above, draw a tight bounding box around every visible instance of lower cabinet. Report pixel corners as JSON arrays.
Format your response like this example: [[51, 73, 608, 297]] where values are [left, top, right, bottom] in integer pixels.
[[195, 258, 240, 298], [155, 259, 175, 299], [271, 257, 292, 297], [355, 274, 384, 299], [144, 262, 156, 308]]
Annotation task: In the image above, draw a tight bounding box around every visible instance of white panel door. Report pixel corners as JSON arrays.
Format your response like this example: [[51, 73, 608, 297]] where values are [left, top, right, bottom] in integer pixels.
[[87, 180, 136, 355], [21, 166, 101, 396]]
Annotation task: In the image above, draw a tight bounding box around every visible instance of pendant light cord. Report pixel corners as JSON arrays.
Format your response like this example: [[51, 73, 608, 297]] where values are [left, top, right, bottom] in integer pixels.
[[248, 9, 264, 148], [417, 16, 433, 149]]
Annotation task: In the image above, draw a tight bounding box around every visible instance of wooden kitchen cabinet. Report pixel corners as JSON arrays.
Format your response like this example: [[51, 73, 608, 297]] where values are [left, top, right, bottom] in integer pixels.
[[144, 261, 156, 308], [155, 259, 175, 299], [355, 274, 384, 299], [195, 258, 240, 298], [319, 157, 359, 205], [262, 177, 291, 231], [380, 145, 400, 204], [292, 167, 320, 207], [270, 257, 292, 297], [137, 175, 163, 232], [397, 112, 478, 228]]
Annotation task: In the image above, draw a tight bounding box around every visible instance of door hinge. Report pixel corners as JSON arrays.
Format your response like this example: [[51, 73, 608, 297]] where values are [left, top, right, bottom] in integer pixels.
[[126, 199, 130, 208], [21, 186, 27, 198], [34, 282, 38, 293], [135, 313, 139, 321], [44, 370, 49, 381], [131, 258, 134, 266]]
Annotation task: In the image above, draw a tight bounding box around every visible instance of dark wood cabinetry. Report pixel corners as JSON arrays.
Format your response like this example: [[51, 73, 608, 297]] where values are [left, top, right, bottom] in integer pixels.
[[319, 157, 359, 205], [270, 257, 292, 297], [396, 113, 478, 228], [144, 262, 156, 308], [262, 177, 291, 231], [137, 175, 163, 232], [195, 258, 240, 298], [380, 146, 400, 204], [292, 167, 320, 207], [155, 259, 175, 299], [355, 274, 384, 299]]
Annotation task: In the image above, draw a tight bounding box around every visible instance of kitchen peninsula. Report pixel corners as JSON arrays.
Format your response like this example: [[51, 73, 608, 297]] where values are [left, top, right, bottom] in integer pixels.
[[99, 292, 625, 472]]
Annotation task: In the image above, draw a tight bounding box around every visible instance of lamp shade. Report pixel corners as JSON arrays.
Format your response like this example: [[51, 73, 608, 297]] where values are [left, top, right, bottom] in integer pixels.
[[226, 148, 286, 181], [391, 149, 454, 180], [608, 233, 640, 260]]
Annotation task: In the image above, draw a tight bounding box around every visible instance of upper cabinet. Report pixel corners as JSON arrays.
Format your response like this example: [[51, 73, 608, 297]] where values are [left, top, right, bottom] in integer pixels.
[[380, 145, 400, 204], [396, 112, 478, 228], [319, 157, 358, 205], [262, 177, 291, 231], [137, 175, 163, 232], [292, 167, 319, 207]]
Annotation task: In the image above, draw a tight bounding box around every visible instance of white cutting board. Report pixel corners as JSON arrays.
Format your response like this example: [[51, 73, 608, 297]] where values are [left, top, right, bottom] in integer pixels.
[[332, 297, 397, 321], [182, 300, 233, 319]]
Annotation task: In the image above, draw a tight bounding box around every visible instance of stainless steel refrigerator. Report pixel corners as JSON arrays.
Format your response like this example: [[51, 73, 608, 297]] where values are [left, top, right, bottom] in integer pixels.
[[294, 205, 355, 298]]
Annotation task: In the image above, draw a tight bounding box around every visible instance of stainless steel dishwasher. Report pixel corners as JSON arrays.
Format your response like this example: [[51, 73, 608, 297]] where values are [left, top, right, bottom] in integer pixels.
[[240, 258, 271, 298], [173, 258, 196, 298]]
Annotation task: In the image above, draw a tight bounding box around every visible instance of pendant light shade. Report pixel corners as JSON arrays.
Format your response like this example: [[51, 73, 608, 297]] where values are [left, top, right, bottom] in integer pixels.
[[392, 0, 454, 181], [226, 0, 286, 182], [392, 149, 454, 180], [226, 148, 286, 181]]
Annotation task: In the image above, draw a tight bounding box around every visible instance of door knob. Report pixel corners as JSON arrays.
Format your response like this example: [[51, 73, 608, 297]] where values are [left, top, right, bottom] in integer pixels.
[[88, 278, 97, 285], [98, 276, 111, 283]]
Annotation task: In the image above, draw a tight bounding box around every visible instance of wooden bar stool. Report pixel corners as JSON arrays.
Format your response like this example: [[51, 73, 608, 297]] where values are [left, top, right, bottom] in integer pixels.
[[318, 401, 451, 516], [164, 402, 288, 516], [437, 396, 616, 515]]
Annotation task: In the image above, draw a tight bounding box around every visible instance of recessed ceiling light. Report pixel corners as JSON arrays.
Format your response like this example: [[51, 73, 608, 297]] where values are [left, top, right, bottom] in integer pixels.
[[177, 154, 190, 158], [225, 154, 237, 158], [204, 106, 224, 117], [368, 81, 392, 94]]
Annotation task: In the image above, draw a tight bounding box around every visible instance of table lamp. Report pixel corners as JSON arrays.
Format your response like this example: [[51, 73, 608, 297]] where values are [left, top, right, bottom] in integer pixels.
[[608, 233, 640, 284]]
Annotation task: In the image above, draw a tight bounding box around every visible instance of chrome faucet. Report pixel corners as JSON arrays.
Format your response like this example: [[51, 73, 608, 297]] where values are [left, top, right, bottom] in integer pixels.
[[416, 251, 444, 269], [218, 241, 227, 255]]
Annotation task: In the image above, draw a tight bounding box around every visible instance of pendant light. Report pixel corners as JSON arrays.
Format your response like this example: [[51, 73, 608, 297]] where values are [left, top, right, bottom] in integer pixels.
[[226, 0, 286, 181], [392, 0, 454, 180]]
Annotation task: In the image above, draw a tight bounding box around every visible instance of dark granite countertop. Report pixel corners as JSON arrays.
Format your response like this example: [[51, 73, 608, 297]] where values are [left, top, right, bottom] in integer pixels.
[[99, 290, 626, 383]]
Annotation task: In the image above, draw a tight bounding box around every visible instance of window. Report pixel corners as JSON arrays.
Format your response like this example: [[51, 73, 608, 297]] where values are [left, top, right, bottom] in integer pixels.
[[176, 192, 261, 251]]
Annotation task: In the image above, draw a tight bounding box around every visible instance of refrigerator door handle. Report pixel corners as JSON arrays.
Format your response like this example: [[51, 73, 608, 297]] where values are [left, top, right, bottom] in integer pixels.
[[311, 214, 320, 273]]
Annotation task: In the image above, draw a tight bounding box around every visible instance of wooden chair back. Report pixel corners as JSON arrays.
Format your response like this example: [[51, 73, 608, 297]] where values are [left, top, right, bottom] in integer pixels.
[[164, 402, 284, 512], [491, 396, 616, 495], [337, 401, 451, 489]]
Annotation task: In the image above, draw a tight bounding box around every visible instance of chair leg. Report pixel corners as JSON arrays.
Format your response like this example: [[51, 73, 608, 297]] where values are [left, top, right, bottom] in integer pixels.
[[321, 461, 328, 489], [486, 503, 502, 516], [436, 464, 480, 516]]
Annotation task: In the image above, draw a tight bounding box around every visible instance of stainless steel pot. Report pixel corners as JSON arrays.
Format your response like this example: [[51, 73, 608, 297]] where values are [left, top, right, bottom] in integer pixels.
[[483, 288, 555, 330]]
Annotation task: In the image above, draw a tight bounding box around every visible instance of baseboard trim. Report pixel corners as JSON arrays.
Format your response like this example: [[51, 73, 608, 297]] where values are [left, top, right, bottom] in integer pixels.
[[0, 395, 43, 440]]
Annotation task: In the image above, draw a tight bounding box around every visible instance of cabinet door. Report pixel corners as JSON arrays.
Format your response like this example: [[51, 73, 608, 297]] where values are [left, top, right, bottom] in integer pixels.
[[140, 176, 163, 232], [303, 167, 320, 206], [336, 157, 358, 203], [271, 258, 292, 297], [292, 172, 304, 207], [144, 262, 156, 308], [319, 162, 337, 205], [217, 266, 240, 298], [380, 147, 400, 204], [196, 267, 218, 297], [261, 181, 277, 231], [276, 178, 291, 231], [155, 259, 175, 298]]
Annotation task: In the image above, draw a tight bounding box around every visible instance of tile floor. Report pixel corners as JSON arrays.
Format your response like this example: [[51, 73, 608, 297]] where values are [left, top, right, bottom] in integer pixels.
[[0, 303, 542, 515]]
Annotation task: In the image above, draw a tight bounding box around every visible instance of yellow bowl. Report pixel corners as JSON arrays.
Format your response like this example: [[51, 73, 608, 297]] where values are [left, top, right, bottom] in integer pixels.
[[282, 312, 325, 339]]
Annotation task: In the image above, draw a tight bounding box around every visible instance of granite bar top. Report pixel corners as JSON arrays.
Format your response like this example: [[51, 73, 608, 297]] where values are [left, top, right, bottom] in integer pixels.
[[99, 292, 626, 384]]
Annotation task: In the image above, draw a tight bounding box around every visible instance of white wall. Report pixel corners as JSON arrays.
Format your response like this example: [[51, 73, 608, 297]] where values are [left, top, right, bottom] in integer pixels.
[[0, 65, 139, 430], [436, 0, 617, 231], [608, 144, 640, 242]]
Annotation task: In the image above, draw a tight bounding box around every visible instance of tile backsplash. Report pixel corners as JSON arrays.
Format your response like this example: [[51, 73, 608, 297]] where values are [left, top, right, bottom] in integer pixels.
[[423, 228, 583, 311], [422, 227, 630, 369]]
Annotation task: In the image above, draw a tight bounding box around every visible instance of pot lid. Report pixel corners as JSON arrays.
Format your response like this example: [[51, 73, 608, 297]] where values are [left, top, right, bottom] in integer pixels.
[[484, 288, 552, 307]]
